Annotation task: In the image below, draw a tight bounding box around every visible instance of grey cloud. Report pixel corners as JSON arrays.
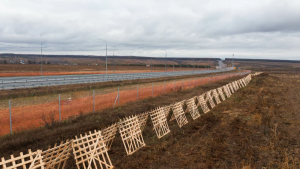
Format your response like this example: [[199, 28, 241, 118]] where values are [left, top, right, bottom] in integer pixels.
[[0, 0, 300, 60]]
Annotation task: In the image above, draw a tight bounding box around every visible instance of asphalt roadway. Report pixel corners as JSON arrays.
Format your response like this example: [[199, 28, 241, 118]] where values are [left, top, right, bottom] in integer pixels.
[[0, 68, 234, 90]]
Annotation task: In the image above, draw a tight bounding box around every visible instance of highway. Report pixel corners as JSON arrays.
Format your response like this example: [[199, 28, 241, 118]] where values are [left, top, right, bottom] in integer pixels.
[[0, 68, 234, 90]]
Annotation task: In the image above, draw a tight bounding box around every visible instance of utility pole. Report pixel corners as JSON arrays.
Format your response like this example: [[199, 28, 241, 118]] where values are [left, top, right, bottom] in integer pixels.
[[40, 40, 46, 76], [113, 50, 116, 74], [99, 39, 107, 74], [193, 55, 194, 74], [151, 57, 152, 72], [208, 58, 209, 70], [163, 50, 167, 73], [232, 54, 234, 68]]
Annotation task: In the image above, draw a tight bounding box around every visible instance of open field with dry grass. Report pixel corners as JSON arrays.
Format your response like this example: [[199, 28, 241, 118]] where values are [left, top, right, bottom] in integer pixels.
[[1, 73, 299, 168], [224, 59, 300, 69]]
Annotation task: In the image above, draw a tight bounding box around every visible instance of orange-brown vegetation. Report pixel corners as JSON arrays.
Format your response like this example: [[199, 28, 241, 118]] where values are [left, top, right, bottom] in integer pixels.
[[0, 74, 235, 136]]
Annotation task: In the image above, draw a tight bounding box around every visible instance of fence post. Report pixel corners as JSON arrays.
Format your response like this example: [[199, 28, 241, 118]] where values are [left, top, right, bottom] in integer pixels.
[[181, 79, 183, 91], [59, 94, 61, 122], [9, 100, 12, 134], [164, 81, 165, 93], [152, 82, 154, 97], [118, 86, 120, 105], [174, 80, 175, 91], [93, 90, 95, 112], [137, 84, 139, 101]]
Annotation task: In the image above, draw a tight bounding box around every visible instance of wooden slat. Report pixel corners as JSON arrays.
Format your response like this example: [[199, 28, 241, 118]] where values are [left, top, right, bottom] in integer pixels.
[[137, 112, 149, 131], [162, 105, 172, 118], [118, 116, 146, 155], [212, 89, 221, 105], [149, 107, 171, 139], [234, 81, 240, 90], [223, 85, 231, 98], [217, 87, 226, 101], [72, 130, 113, 169], [186, 98, 201, 120], [169, 100, 186, 121], [238, 79, 245, 88], [196, 94, 210, 114], [0, 150, 45, 169], [227, 83, 235, 94], [170, 102, 188, 128], [231, 82, 238, 91], [41, 140, 72, 169], [236, 80, 242, 89], [101, 123, 118, 150], [205, 91, 216, 109]]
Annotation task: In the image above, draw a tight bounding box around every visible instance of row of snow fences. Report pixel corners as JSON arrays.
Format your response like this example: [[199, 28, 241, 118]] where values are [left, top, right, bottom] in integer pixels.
[[0, 73, 257, 169], [253, 72, 263, 76]]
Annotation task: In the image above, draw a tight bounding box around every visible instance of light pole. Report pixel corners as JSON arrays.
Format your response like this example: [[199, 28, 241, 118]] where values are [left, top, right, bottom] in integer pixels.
[[232, 54, 234, 68], [189, 54, 194, 74], [207, 58, 209, 70], [99, 39, 107, 74], [193, 55, 195, 74], [40, 40, 46, 76], [149, 54, 157, 72], [163, 50, 167, 73], [113, 50, 117, 74], [151, 57, 152, 72]]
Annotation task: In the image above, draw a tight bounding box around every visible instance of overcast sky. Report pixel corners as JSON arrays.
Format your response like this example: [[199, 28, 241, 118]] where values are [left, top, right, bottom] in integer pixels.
[[1, 0, 300, 60]]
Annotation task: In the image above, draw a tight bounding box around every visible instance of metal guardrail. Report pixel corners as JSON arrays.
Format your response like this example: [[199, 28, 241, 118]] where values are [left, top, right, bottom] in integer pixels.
[[0, 68, 234, 90]]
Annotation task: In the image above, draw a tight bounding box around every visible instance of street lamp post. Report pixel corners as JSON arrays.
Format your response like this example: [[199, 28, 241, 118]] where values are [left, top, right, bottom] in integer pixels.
[[151, 57, 152, 72], [40, 40, 46, 76], [163, 50, 167, 73], [232, 54, 234, 67], [193, 56, 195, 74], [207, 58, 209, 70], [149, 54, 158, 72], [191, 54, 194, 74], [99, 39, 107, 74], [113, 50, 116, 74]]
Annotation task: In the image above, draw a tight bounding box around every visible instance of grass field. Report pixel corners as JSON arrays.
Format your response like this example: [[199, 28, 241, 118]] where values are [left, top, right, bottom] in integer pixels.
[[0, 73, 299, 168], [224, 60, 300, 70]]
